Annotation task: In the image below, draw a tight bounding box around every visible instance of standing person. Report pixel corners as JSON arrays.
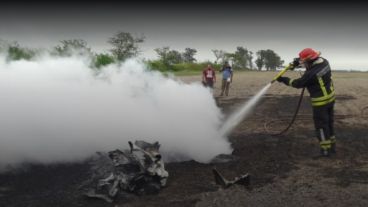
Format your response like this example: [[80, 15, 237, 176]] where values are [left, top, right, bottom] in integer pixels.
[[202, 64, 216, 88], [220, 61, 233, 96], [276, 48, 336, 157]]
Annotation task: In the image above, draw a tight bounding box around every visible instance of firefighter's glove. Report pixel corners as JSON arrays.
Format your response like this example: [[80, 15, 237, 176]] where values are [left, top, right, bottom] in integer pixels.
[[289, 58, 300, 70], [276, 76, 290, 85]]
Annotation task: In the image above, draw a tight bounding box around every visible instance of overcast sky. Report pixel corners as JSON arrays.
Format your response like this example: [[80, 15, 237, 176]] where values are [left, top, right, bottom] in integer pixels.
[[1, 2, 368, 70]]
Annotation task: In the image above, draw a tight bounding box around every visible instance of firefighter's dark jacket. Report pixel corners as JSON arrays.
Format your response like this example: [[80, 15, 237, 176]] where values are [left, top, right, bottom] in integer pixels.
[[280, 58, 335, 107]]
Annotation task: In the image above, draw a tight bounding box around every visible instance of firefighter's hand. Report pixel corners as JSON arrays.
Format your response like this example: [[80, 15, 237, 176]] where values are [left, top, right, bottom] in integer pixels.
[[276, 76, 284, 82], [289, 58, 300, 70], [277, 76, 289, 85]]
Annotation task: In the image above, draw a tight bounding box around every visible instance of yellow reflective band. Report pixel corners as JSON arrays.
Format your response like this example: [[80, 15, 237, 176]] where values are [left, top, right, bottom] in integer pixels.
[[320, 140, 331, 145], [311, 76, 335, 107], [320, 140, 332, 150], [320, 145, 331, 150], [289, 79, 294, 86], [311, 91, 335, 102], [318, 77, 328, 96], [312, 97, 335, 106]]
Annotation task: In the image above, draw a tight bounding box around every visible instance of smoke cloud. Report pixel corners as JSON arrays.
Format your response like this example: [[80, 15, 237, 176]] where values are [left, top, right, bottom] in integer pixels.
[[0, 55, 232, 170]]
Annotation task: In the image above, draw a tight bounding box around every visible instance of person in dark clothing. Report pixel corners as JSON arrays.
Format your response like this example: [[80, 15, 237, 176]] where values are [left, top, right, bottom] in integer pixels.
[[277, 48, 336, 157]]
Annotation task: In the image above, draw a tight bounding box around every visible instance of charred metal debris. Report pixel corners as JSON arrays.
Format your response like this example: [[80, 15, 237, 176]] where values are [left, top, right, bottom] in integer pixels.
[[85, 140, 168, 203]]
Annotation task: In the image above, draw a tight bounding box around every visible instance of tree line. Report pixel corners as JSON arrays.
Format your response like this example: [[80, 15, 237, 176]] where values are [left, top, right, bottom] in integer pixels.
[[0, 32, 284, 71]]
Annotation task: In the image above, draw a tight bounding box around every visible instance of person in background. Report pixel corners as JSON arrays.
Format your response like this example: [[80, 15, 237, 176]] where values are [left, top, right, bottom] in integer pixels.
[[202, 64, 216, 89], [220, 61, 233, 96]]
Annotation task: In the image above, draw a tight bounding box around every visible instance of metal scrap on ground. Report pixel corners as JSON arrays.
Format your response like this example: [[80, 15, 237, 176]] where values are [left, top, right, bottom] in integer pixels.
[[85, 140, 169, 203], [213, 168, 250, 188]]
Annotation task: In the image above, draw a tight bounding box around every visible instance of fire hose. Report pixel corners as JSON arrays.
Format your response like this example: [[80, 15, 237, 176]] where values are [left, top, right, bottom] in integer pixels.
[[267, 64, 304, 136], [264, 102, 367, 135], [266, 65, 367, 136], [270, 88, 305, 136]]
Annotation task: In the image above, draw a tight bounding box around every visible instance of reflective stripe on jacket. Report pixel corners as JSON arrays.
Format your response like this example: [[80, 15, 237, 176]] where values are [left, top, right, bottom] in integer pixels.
[[287, 58, 335, 107]]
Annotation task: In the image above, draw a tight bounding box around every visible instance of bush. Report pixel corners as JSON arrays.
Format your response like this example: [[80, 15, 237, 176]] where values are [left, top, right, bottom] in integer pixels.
[[146, 60, 170, 71], [146, 60, 221, 73], [7, 46, 36, 61], [94, 53, 115, 68], [172, 62, 222, 71]]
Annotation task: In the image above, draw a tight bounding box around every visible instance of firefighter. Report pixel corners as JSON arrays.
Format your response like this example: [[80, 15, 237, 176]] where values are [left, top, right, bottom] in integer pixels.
[[277, 48, 335, 157]]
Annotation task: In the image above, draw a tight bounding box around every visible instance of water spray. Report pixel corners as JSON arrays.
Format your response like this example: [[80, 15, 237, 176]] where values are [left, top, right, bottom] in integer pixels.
[[220, 64, 295, 136], [219, 83, 272, 136]]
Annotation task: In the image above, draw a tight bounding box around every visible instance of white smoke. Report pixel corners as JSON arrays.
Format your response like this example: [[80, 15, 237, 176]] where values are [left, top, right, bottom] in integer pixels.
[[0, 55, 232, 170]]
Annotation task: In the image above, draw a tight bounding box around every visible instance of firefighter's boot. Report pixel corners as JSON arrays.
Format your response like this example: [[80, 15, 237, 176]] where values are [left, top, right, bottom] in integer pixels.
[[320, 140, 332, 157]]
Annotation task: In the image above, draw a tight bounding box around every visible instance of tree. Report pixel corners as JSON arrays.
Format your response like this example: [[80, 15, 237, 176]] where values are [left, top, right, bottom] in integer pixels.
[[167, 50, 183, 64], [248, 51, 254, 69], [224, 52, 235, 65], [212, 49, 226, 64], [108, 32, 145, 61], [256, 49, 284, 71], [264, 49, 283, 70], [232, 46, 251, 69], [182, 48, 197, 63], [255, 58, 264, 71], [256, 50, 266, 70], [52, 39, 92, 57], [154, 47, 183, 66], [154, 47, 170, 63]]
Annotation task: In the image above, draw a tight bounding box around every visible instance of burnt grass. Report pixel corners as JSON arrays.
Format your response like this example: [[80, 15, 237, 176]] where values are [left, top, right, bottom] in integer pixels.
[[1, 95, 367, 207]]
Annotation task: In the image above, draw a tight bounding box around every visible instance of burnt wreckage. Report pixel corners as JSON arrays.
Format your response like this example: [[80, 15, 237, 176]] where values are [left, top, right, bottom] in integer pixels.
[[86, 140, 168, 203]]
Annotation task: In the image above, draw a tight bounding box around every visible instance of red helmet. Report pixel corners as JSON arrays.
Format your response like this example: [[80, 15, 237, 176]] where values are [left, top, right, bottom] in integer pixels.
[[299, 48, 320, 62]]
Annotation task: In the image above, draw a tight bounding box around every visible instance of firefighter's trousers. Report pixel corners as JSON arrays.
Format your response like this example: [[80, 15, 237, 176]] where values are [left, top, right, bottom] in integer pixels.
[[312, 101, 335, 153]]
